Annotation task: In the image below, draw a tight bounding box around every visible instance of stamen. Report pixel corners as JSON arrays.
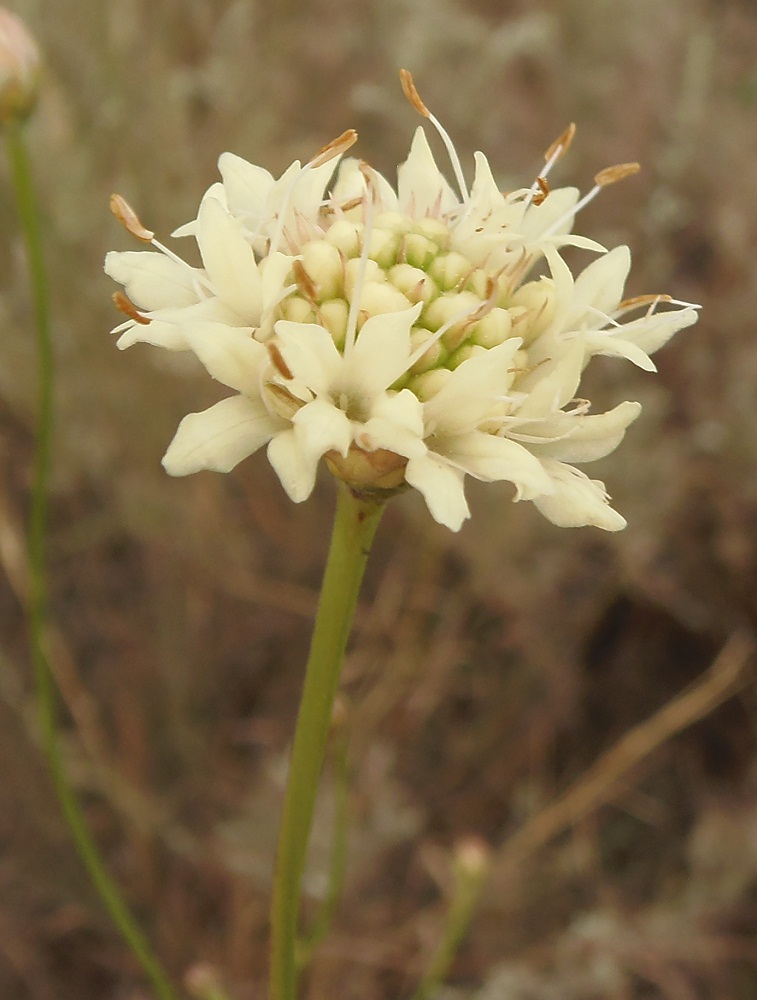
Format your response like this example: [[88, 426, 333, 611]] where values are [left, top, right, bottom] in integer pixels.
[[523, 123, 576, 210], [110, 194, 154, 242], [112, 290, 151, 324], [310, 129, 358, 169], [267, 341, 293, 380], [595, 162, 640, 187], [270, 131, 358, 254], [292, 259, 319, 304], [616, 293, 672, 315], [399, 68, 469, 202], [343, 162, 379, 356], [543, 123, 576, 171], [532, 175, 550, 206], [542, 162, 640, 240]]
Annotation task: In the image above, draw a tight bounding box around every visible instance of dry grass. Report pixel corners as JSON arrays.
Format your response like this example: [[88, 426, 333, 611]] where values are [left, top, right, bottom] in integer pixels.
[[1, 0, 757, 997]]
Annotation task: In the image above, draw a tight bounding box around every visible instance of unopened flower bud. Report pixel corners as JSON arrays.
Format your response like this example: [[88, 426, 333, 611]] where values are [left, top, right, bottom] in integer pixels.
[[300, 240, 343, 301], [429, 251, 472, 291], [0, 8, 41, 124], [388, 263, 438, 304]]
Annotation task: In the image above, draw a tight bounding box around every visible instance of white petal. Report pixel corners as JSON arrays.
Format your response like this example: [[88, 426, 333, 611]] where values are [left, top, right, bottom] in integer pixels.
[[616, 306, 698, 356], [162, 395, 281, 475], [357, 389, 426, 458], [404, 453, 470, 531], [171, 182, 227, 238], [105, 251, 199, 310], [183, 323, 267, 395], [583, 333, 656, 371], [533, 460, 627, 530], [218, 151, 274, 219], [424, 338, 522, 434], [514, 338, 585, 418], [332, 157, 398, 214], [196, 197, 263, 319], [267, 427, 318, 502], [531, 401, 642, 463], [116, 319, 190, 352], [398, 127, 458, 217], [292, 397, 352, 463], [274, 321, 343, 395], [567, 245, 631, 328], [441, 432, 554, 499], [346, 305, 421, 395]]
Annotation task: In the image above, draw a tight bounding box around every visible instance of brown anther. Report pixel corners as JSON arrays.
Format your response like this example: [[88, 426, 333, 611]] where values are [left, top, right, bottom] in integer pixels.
[[292, 260, 319, 303], [618, 293, 672, 311], [310, 129, 358, 169], [399, 68, 430, 118], [336, 196, 363, 214], [594, 162, 641, 187], [465, 277, 499, 325], [267, 342, 293, 380], [533, 175, 551, 206], [112, 291, 150, 324], [109, 194, 154, 242], [544, 123, 576, 163]]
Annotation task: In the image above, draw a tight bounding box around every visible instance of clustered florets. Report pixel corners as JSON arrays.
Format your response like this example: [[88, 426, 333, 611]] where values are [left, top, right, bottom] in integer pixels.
[[106, 72, 698, 531]]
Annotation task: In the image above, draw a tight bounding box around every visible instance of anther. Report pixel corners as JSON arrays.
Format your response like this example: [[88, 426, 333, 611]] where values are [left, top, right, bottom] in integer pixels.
[[544, 123, 576, 164], [109, 194, 154, 242], [292, 260, 319, 303], [112, 290, 150, 324], [399, 69, 429, 117], [594, 162, 640, 187], [533, 175, 551, 206], [617, 293, 671, 312], [310, 129, 358, 169], [267, 342, 294, 380]]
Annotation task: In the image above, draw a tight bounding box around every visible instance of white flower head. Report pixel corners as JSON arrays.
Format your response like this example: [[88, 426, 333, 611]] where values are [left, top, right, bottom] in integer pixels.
[[106, 72, 698, 532]]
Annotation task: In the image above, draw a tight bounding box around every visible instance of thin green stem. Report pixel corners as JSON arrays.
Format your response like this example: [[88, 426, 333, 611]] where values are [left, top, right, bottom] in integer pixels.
[[5, 122, 178, 1000], [296, 721, 351, 969], [269, 483, 384, 1000], [411, 843, 490, 1000]]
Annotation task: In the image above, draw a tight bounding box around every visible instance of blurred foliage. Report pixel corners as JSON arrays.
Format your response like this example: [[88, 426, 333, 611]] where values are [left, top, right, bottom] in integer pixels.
[[1, 0, 756, 998]]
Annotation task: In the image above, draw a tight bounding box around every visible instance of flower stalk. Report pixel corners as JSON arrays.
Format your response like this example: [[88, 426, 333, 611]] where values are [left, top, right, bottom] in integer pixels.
[[269, 483, 384, 1000]]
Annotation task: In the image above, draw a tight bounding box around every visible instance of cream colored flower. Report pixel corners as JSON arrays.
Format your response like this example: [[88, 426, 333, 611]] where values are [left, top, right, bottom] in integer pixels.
[[107, 73, 698, 531]]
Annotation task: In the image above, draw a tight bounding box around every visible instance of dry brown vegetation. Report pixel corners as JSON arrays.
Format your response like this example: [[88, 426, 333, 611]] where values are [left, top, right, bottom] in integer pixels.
[[1, 0, 757, 998]]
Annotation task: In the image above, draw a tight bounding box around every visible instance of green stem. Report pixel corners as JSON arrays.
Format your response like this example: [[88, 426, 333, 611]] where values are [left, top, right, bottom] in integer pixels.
[[5, 122, 178, 1000], [296, 720, 351, 969], [269, 483, 384, 1000], [412, 843, 490, 1000]]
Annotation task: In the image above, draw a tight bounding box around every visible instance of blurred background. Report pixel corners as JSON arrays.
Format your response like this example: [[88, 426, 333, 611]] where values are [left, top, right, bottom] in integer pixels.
[[1, 0, 756, 997]]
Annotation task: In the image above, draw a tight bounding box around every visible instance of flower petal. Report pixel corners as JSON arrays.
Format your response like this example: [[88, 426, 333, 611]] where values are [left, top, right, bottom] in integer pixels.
[[424, 338, 522, 434], [357, 388, 426, 458], [274, 321, 343, 395], [292, 397, 352, 463], [105, 251, 200, 310], [533, 460, 627, 530], [267, 427, 317, 502], [183, 323, 267, 395], [196, 196, 263, 319], [162, 395, 281, 475], [441, 432, 554, 499], [346, 305, 421, 395], [404, 453, 470, 531], [531, 400, 642, 463], [398, 127, 458, 217]]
